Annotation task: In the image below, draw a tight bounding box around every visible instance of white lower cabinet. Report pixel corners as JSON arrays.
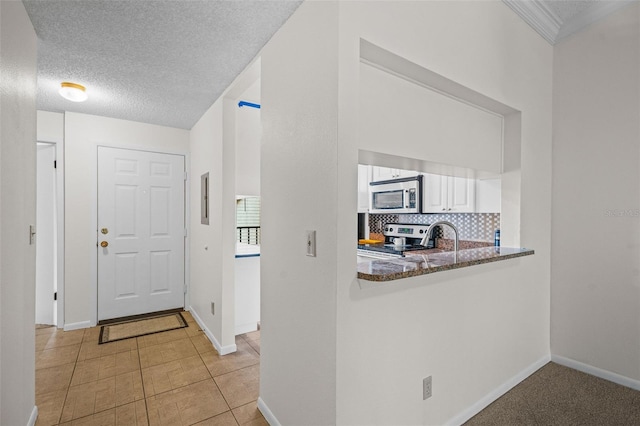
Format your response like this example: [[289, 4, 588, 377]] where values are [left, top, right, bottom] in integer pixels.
[[423, 173, 475, 213]]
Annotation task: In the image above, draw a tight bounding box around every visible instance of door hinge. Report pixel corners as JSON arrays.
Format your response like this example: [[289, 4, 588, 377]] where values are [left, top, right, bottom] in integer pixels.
[[53, 160, 57, 169], [184, 172, 188, 181], [54, 292, 57, 301], [184, 228, 187, 237], [183, 285, 188, 294]]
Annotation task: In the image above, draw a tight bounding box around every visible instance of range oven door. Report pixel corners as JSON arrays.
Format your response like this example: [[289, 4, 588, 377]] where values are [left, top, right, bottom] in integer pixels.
[[369, 175, 422, 214]]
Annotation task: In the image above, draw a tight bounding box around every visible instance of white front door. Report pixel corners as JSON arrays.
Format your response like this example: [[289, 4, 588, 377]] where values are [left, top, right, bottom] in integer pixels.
[[97, 147, 185, 321]]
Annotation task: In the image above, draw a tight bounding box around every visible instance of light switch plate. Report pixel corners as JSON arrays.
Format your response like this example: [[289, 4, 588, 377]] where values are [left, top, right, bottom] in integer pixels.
[[306, 230, 316, 257]]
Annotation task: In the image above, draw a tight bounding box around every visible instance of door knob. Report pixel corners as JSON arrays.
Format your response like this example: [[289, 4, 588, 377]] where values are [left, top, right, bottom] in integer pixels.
[[101, 228, 109, 235], [100, 241, 109, 248]]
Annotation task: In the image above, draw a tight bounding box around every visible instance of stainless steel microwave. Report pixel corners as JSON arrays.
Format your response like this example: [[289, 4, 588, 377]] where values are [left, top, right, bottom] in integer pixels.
[[369, 175, 424, 214]]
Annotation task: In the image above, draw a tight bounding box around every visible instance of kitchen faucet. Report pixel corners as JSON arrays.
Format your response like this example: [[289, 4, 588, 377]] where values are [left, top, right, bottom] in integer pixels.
[[420, 220, 459, 252]]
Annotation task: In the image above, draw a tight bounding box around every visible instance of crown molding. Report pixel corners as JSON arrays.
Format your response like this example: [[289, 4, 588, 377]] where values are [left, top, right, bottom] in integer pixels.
[[504, 0, 637, 45], [503, 0, 562, 45]]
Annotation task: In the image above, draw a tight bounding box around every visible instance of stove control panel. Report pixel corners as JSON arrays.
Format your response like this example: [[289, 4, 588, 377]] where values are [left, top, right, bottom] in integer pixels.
[[383, 223, 431, 238]]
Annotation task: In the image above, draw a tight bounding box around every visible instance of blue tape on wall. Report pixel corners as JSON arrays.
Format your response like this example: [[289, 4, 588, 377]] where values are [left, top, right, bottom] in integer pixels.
[[238, 101, 261, 109]]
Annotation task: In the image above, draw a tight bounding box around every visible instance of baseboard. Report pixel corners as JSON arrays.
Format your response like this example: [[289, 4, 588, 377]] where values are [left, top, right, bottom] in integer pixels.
[[551, 354, 640, 391], [187, 306, 237, 355], [258, 397, 281, 426], [28, 405, 38, 426], [235, 322, 259, 336], [445, 354, 551, 426], [63, 320, 91, 331]]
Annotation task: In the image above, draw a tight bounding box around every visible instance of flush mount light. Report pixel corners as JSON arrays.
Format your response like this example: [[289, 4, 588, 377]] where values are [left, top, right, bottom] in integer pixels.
[[59, 82, 88, 102]]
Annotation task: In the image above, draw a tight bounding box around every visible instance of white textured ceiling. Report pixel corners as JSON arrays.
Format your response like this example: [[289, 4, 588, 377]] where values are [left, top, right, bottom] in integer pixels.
[[22, 0, 301, 130]]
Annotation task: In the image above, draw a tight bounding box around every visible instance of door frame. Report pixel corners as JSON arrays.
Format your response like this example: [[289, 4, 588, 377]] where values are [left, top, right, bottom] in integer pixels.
[[89, 142, 190, 327], [35, 141, 63, 327]]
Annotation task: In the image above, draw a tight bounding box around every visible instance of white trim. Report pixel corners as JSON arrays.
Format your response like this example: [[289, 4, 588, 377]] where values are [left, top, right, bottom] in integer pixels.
[[502, 0, 561, 45], [35, 125, 65, 329], [188, 306, 237, 355], [503, 0, 635, 45], [90, 142, 190, 325], [63, 320, 91, 331], [257, 397, 281, 426], [28, 406, 38, 426], [551, 354, 640, 391], [445, 354, 550, 426]]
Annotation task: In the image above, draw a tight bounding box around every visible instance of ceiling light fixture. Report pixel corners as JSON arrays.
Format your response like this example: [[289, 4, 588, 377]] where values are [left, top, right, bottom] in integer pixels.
[[59, 82, 88, 102]]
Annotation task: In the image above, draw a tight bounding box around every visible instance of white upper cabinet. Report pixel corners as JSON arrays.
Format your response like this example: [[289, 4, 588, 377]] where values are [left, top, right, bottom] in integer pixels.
[[423, 173, 475, 213], [371, 166, 418, 181]]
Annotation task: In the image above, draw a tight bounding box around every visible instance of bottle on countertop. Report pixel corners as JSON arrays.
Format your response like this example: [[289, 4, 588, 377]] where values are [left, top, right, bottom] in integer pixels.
[[494, 229, 500, 247]]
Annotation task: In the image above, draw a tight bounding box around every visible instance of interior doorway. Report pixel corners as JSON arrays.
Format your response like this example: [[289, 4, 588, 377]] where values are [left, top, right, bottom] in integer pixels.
[[234, 74, 261, 336], [35, 143, 57, 325]]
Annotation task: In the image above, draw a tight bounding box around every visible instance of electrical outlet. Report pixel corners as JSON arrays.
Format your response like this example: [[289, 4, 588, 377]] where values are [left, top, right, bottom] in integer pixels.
[[211, 302, 215, 315], [423, 376, 432, 400]]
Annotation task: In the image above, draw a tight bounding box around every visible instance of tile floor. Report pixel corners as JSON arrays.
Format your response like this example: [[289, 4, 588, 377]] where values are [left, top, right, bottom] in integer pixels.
[[35, 311, 264, 426]]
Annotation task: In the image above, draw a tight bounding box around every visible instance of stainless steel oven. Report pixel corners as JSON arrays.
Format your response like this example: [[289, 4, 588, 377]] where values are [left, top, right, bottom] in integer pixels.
[[369, 175, 424, 214]]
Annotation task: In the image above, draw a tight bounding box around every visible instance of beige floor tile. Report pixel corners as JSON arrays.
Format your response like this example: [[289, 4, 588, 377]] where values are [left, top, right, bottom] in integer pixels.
[[78, 338, 138, 361], [243, 418, 269, 426], [71, 357, 102, 386], [36, 344, 81, 370], [193, 411, 238, 426], [99, 350, 141, 378], [190, 333, 216, 354], [240, 331, 260, 342], [180, 311, 197, 324], [246, 339, 260, 355], [35, 389, 67, 426], [202, 339, 259, 377], [214, 365, 260, 409], [146, 379, 229, 426], [61, 372, 144, 422], [58, 400, 148, 426], [141, 355, 211, 396], [83, 327, 102, 343], [36, 362, 75, 395], [138, 338, 198, 369], [184, 323, 204, 338], [137, 328, 189, 348], [72, 350, 140, 386], [41, 329, 86, 350], [231, 401, 267, 425]]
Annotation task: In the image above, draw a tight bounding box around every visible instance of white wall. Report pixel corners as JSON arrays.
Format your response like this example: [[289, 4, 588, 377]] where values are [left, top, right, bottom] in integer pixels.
[[189, 100, 232, 350], [236, 80, 261, 197], [359, 62, 504, 174], [235, 256, 260, 335], [63, 112, 189, 327], [0, 1, 38, 424], [259, 1, 552, 424], [336, 2, 552, 423], [260, 2, 340, 424], [551, 4, 640, 381]]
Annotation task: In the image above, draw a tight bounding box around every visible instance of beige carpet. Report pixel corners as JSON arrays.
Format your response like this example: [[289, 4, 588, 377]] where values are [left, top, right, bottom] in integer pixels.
[[99, 312, 188, 344]]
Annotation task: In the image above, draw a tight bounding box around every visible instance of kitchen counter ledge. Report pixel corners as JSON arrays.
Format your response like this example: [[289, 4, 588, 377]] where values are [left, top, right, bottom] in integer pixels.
[[357, 246, 534, 282]]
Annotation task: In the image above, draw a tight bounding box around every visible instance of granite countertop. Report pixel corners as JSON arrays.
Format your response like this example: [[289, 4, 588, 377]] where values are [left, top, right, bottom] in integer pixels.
[[357, 246, 534, 282]]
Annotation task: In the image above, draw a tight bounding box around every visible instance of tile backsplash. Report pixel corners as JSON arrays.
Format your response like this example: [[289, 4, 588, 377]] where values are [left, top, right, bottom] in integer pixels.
[[369, 213, 500, 242]]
